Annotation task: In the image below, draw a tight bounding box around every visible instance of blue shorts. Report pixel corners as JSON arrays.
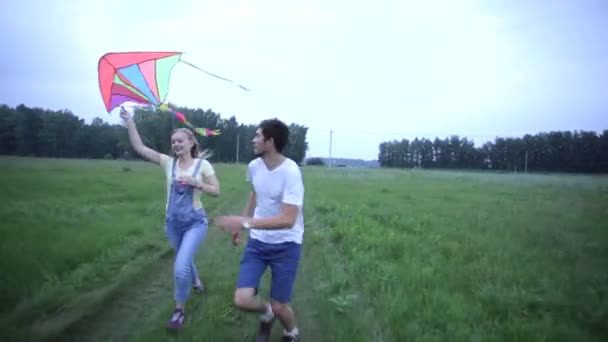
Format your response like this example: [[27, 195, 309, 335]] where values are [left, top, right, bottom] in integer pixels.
[[237, 238, 302, 303]]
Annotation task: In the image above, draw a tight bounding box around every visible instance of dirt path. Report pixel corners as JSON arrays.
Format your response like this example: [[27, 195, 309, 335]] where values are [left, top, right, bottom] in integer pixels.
[[51, 191, 247, 341], [53, 193, 326, 342], [55, 252, 176, 342]]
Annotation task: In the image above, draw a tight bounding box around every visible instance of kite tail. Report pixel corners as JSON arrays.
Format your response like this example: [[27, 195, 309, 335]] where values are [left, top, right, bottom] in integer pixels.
[[180, 59, 251, 91], [162, 103, 222, 137], [198, 148, 214, 160], [179, 117, 220, 137]]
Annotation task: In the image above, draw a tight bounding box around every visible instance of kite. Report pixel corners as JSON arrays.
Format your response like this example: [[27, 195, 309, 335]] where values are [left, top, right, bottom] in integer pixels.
[[97, 51, 249, 136], [161, 102, 220, 136]]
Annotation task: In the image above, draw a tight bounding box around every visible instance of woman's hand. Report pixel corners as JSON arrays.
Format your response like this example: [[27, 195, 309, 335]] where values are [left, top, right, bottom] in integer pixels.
[[119, 107, 132, 122], [177, 175, 198, 187], [119, 106, 161, 165]]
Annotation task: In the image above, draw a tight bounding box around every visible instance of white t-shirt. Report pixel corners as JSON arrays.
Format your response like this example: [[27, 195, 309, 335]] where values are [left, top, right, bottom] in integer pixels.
[[246, 157, 305, 244]]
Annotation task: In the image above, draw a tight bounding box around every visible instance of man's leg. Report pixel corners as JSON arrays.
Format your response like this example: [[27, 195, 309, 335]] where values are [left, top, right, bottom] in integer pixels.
[[234, 288, 266, 313], [234, 238, 268, 313], [269, 242, 302, 339], [235, 287, 276, 342], [234, 239, 277, 341], [270, 300, 297, 332]]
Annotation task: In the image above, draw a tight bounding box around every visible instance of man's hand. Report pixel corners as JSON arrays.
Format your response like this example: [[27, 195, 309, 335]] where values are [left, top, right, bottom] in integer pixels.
[[231, 231, 241, 246], [214, 215, 245, 235]]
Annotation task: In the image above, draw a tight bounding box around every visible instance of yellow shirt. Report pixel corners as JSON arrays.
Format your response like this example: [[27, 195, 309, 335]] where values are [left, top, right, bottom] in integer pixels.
[[159, 154, 215, 210]]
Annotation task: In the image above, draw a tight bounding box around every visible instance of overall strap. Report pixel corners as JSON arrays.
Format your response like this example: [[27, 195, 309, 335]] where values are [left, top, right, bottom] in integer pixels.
[[192, 158, 204, 178], [171, 158, 177, 178]]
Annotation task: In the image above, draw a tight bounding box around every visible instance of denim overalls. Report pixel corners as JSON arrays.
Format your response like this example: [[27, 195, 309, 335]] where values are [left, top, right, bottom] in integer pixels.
[[165, 158, 208, 304]]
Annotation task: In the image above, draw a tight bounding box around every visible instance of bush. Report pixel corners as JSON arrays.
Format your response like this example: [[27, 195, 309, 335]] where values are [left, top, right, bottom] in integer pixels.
[[306, 157, 325, 166]]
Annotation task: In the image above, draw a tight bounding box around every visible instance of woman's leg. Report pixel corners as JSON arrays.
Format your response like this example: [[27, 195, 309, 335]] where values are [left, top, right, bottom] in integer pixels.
[[168, 223, 203, 290], [173, 223, 208, 306], [165, 215, 208, 330], [165, 223, 185, 302]]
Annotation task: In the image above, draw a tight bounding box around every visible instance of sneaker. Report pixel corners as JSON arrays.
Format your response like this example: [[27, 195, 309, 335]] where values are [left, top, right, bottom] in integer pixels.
[[282, 334, 299, 342], [166, 308, 185, 330], [193, 279, 204, 294], [255, 317, 275, 342]]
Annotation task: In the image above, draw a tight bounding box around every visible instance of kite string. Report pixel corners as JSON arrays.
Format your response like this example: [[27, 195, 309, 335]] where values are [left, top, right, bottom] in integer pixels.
[[180, 59, 251, 92]]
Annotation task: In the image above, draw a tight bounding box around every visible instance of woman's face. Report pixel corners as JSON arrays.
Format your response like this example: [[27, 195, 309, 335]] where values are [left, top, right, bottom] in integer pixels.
[[171, 131, 193, 157]]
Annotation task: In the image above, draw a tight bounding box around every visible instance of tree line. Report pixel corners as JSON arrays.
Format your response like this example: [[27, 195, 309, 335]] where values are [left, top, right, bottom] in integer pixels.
[[378, 131, 608, 173], [0, 104, 309, 164]]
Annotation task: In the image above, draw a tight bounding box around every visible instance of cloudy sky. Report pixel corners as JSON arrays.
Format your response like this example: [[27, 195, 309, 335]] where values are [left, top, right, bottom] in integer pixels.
[[1, 0, 607, 160]]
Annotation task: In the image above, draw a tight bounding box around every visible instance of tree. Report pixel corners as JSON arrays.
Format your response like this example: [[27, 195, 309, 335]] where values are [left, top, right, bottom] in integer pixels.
[[306, 157, 325, 166], [377, 129, 608, 174], [0, 104, 310, 165], [284, 123, 309, 165]]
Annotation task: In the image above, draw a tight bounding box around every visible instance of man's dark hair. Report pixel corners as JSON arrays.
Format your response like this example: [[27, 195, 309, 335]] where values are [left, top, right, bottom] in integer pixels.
[[258, 118, 290, 153]]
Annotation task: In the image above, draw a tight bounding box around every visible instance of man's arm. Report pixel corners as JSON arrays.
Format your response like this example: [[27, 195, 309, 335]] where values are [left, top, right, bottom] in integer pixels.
[[244, 165, 302, 230], [215, 164, 302, 236], [244, 203, 299, 230], [242, 191, 256, 217]]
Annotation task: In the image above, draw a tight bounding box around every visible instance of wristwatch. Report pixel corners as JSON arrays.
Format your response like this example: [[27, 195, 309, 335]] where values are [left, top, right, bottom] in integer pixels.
[[242, 219, 251, 230]]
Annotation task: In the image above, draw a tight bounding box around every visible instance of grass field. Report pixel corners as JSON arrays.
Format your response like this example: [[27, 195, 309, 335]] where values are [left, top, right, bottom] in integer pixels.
[[1, 156, 607, 341]]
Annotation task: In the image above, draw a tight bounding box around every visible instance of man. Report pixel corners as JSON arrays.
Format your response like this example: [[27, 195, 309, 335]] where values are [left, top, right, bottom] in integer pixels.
[[215, 118, 304, 342]]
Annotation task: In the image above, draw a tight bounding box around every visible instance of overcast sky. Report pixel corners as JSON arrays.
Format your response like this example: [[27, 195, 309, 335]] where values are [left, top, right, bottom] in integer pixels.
[[1, 0, 607, 160]]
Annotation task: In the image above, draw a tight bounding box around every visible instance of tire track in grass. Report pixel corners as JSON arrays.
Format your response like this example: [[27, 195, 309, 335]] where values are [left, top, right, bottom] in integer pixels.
[[0, 239, 173, 342], [272, 211, 333, 341], [52, 251, 176, 342], [126, 188, 334, 340], [52, 189, 249, 342], [49, 178, 341, 341], [130, 211, 329, 341], [128, 224, 258, 342], [292, 198, 386, 341], [262, 204, 381, 342]]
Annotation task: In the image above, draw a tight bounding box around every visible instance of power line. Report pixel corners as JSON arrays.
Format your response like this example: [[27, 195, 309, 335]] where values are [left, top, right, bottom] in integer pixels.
[[329, 129, 333, 168], [236, 132, 240, 164]]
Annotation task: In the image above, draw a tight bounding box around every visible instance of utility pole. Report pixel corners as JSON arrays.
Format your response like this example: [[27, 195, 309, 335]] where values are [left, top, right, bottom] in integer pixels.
[[329, 129, 333, 168], [524, 150, 528, 173], [236, 132, 240, 164]]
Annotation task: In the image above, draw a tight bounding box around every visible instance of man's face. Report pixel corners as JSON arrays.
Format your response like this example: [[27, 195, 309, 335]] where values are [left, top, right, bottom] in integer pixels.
[[252, 128, 270, 157]]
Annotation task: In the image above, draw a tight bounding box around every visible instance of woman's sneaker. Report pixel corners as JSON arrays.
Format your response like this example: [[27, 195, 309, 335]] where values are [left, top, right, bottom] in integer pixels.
[[193, 279, 204, 294], [166, 308, 185, 330]]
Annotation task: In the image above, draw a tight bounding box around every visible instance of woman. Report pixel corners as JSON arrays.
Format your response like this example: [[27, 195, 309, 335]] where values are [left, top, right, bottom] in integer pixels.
[[120, 107, 220, 330]]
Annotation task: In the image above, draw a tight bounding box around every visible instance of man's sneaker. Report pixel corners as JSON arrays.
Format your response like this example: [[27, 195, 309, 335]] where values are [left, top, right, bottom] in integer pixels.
[[255, 317, 275, 342], [282, 334, 300, 342], [166, 308, 185, 330]]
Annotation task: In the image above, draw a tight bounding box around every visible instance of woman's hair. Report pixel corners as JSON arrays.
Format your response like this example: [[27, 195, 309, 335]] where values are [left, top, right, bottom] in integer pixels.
[[172, 128, 213, 159]]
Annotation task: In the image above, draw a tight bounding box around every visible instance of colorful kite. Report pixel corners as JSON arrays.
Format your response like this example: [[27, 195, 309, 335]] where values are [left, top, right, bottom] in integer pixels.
[[97, 51, 248, 136]]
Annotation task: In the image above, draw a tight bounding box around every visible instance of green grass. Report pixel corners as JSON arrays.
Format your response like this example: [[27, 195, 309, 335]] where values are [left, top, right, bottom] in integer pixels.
[[1, 157, 607, 341]]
